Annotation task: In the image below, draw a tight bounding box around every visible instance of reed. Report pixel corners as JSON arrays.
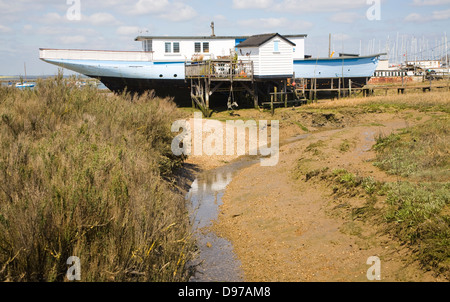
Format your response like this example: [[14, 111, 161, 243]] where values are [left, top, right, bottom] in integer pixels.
[[0, 75, 194, 281]]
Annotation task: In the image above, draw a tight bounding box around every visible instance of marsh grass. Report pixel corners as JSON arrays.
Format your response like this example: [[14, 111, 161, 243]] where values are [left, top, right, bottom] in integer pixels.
[[0, 75, 194, 281], [301, 163, 449, 277], [372, 117, 449, 277], [303, 91, 450, 113], [373, 116, 449, 181]]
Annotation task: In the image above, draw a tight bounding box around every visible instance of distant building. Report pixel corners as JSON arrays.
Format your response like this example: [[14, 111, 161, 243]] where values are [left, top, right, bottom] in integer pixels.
[[405, 60, 441, 70]]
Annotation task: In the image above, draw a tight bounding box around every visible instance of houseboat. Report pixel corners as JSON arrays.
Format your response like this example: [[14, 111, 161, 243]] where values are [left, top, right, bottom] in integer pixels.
[[39, 32, 383, 103]]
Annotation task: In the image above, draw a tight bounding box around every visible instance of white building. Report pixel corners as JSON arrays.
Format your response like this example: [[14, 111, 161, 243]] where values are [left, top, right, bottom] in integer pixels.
[[406, 60, 441, 69], [236, 33, 296, 78]]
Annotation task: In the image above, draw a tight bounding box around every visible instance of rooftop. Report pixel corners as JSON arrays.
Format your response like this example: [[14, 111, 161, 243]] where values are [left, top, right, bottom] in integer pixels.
[[236, 33, 296, 48], [135, 34, 307, 42]]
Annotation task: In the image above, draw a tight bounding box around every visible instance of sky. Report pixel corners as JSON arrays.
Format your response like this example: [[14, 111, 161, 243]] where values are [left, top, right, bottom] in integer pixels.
[[0, 0, 449, 75]]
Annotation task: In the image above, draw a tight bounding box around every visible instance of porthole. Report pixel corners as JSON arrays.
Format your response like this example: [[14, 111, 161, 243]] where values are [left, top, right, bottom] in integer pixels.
[[159, 74, 163, 78], [174, 74, 178, 78]]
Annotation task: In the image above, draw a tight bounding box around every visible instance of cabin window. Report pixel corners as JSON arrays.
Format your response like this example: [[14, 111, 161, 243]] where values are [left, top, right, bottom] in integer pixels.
[[165, 42, 180, 54], [143, 40, 152, 52], [203, 42, 209, 53], [173, 42, 180, 53], [273, 40, 280, 52], [165, 42, 172, 53], [195, 42, 201, 53], [195, 42, 209, 53]]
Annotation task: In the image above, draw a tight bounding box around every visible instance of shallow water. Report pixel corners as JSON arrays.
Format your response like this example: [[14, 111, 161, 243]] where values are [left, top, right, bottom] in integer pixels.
[[187, 158, 259, 282], [186, 132, 313, 282]]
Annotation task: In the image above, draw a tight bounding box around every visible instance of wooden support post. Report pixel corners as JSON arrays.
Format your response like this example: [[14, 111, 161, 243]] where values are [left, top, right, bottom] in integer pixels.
[[191, 79, 195, 109], [204, 79, 210, 110], [349, 79, 352, 96], [253, 82, 259, 108], [302, 78, 305, 97], [284, 81, 288, 108], [338, 78, 341, 99], [271, 93, 274, 116], [314, 78, 317, 101]]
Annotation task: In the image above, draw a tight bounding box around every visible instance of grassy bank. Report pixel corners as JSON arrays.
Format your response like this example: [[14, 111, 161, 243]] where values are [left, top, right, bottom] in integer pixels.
[[298, 115, 449, 278], [302, 90, 450, 114], [0, 75, 194, 281], [372, 117, 449, 277]]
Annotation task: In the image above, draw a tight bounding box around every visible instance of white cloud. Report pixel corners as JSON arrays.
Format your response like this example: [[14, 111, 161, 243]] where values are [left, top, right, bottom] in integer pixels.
[[126, 0, 197, 21], [127, 0, 170, 15], [431, 8, 450, 19], [0, 24, 11, 33], [330, 12, 363, 23], [159, 2, 198, 22], [117, 26, 140, 36], [86, 13, 119, 26], [412, 0, 450, 5], [238, 17, 288, 28], [237, 17, 312, 30], [41, 12, 64, 24], [332, 33, 352, 41], [59, 35, 87, 45], [404, 12, 424, 22], [232, 0, 367, 12], [405, 8, 450, 22], [232, 0, 274, 9]]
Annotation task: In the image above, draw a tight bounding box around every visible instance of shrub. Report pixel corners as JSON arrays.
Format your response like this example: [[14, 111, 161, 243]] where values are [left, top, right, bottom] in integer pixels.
[[0, 77, 194, 281]]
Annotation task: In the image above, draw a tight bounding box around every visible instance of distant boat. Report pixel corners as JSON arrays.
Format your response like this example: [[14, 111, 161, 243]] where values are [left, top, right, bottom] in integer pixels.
[[15, 82, 35, 89], [15, 63, 36, 89]]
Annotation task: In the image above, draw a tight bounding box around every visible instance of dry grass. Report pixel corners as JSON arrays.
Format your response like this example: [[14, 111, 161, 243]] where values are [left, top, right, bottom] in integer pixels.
[[0, 75, 195, 281], [303, 90, 450, 113]]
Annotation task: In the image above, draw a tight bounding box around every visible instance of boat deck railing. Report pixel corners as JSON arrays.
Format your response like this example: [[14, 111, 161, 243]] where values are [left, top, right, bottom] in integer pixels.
[[185, 60, 254, 81]]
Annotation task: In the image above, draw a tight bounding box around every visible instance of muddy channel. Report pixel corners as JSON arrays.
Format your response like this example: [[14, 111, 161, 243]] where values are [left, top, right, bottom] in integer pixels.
[[187, 134, 311, 282]]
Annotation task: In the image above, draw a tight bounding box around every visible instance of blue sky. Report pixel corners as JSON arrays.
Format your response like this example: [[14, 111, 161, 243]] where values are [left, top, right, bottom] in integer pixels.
[[0, 0, 449, 75]]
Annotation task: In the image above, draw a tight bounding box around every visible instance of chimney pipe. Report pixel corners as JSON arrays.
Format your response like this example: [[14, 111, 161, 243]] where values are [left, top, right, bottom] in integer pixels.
[[211, 22, 215, 37]]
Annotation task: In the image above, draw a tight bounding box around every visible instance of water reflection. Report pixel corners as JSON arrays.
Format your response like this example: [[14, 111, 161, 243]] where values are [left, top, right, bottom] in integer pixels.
[[187, 159, 258, 282]]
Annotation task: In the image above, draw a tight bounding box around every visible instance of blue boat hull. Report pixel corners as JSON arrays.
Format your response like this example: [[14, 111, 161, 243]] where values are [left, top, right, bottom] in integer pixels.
[[43, 55, 380, 95], [294, 56, 379, 78]]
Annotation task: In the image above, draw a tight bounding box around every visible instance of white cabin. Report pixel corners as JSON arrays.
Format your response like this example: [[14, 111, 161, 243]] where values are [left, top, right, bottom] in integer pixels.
[[135, 34, 306, 64], [236, 33, 295, 78], [135, 36, 248, 62]]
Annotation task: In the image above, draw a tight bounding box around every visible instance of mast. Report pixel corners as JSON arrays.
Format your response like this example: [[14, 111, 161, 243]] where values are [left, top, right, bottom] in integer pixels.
[[328, 33, 331, 57], [445, 32, 448, 68]]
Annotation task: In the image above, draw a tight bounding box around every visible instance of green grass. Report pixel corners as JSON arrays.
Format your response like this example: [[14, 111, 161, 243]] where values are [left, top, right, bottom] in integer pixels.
[[303, 164, 449, 278], [373, 117, 449, 181], [0, 74, 195, 281], [372, 117, 450, 277], [293, 121, 309, 132], [383, 182, 450, 274]]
